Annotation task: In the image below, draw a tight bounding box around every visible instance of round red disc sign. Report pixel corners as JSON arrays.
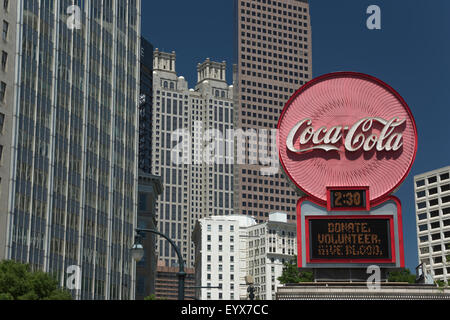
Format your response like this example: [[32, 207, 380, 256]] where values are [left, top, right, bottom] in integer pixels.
[[277, 72, 418, 206]]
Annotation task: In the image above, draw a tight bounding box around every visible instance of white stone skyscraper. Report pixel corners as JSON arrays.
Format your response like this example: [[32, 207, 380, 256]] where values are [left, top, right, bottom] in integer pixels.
[[152, 51, 234, 268], [415, 166, 450, 284], [0, 0, 141, 300]]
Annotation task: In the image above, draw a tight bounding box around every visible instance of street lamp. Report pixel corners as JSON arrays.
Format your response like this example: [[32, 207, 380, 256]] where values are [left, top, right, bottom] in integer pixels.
[[131, 228, 186, 300], [131, 236, 145, 262]]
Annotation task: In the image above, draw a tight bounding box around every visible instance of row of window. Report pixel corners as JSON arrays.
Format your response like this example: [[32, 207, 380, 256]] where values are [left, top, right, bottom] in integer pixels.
[[418, 219, 450, 231], [417, 196, 450, 210], [419, 243, 450, 255], [241, 0, 308, 14], [416, 172, 450, 187], [206, 224, 234, 232], [207, 234, 235, 243], [417, 184, 450, 198], [419, 231, 450, 243]]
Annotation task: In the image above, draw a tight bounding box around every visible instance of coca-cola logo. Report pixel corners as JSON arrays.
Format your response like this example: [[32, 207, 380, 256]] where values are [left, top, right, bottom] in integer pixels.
[[287, 116, 405, 154], [277, 72, 418, 206]]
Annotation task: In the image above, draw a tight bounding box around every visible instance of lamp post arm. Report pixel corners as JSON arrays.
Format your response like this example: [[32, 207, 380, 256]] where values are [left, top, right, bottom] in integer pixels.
[[135, 228, 186, 300], [135, 228, 185, 272]]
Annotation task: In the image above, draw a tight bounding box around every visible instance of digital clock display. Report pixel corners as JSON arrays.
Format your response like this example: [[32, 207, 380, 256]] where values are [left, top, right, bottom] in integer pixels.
[[329, 189, 367, 210]]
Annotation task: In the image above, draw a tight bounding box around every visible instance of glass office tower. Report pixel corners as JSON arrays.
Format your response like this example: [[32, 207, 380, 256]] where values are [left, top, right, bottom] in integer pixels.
[[0, 0, 141, 300]]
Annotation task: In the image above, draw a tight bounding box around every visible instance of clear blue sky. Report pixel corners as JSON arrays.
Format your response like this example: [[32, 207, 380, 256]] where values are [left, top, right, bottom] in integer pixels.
[[142, 0, 450, 272]]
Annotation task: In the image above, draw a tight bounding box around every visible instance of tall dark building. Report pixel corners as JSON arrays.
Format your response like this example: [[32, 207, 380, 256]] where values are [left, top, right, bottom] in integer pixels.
[[139, 38, 154, 174], [233, 0, 313, 223], [136, 38, 163, 299]]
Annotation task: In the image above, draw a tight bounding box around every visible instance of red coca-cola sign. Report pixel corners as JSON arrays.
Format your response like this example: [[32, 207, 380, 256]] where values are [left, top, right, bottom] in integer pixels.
[[278, 72, 418, 206]]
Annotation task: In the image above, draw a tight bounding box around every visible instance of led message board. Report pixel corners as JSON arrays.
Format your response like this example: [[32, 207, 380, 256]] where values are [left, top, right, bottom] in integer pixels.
[[308, 217, 392, 261]]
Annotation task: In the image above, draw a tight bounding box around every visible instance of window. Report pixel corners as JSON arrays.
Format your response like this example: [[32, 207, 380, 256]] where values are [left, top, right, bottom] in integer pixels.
[[429, 199, 439, 207], [0, 113, 4, 133], [1, 51, 6, 71], [428, 176, 437, 184], [416, 180, 425, 187], [3, 0, 8, 11], [0, 81, 5, 102], [0, 145, 3, 162], [417, 202, 426, 210], [431, 233, 441, 241], [431, 222, 440, 229], [434, 257, 443, 264], [434, 268, 444, 276], [2, 21, 8, 41]]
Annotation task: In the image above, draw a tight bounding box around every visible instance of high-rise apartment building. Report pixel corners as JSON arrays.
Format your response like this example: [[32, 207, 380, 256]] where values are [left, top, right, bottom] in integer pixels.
[[246, 212, 296, 300], [192, 212, 296, 300], [233, 0, 313, 223], [152, 51, 234, 268], [415, 166, 450, 284], [0, 0, 141, 300], [193, 215, 255, 300]]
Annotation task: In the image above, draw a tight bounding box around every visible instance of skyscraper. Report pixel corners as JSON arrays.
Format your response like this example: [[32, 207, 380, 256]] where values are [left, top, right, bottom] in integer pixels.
[[139, 37, 154, 174], [152, 51, 234, 268], [414, 166, 450, 284], [0, 0, 141, 300], [233, 0, 313, 223]]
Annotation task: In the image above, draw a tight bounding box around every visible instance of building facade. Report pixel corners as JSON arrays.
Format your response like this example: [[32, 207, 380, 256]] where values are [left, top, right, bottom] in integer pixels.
[[192, 215, 255, 300], [155, 260, 195, 300], [233, 0, 313, 224], [136, 172, 163, 300], [0, 0, 141, 300], [192, 212, 296, 300], [151, 51, 234, 268], [139, 37, 154, 174], [415, 166, 450, 284], [246, 212, 297, 300]]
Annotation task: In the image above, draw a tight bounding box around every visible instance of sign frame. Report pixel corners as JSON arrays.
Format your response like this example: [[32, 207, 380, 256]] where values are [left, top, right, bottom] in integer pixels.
[[296, 196, 405, 269], [305, 215, 395, 264]]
